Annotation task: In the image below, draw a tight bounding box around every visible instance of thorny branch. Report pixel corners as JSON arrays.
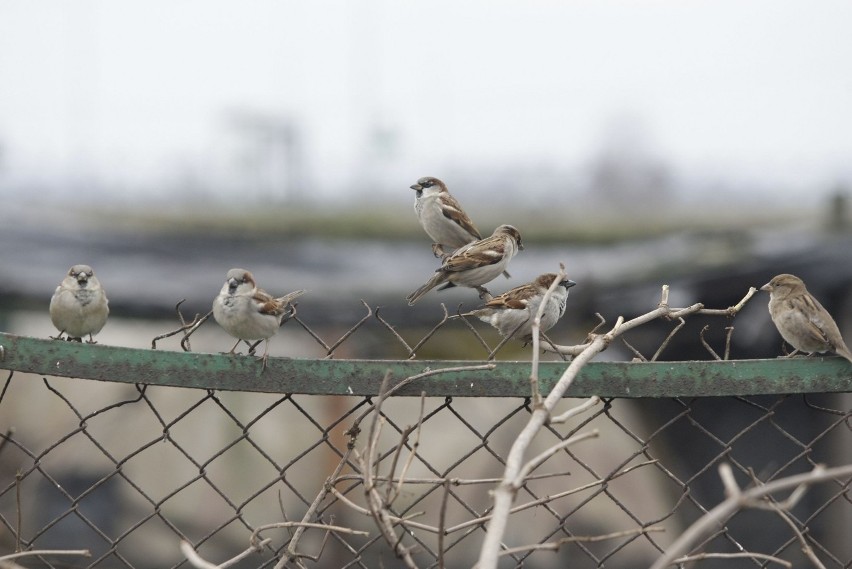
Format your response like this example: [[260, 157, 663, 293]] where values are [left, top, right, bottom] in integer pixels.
[[476, 284, 760, 569]]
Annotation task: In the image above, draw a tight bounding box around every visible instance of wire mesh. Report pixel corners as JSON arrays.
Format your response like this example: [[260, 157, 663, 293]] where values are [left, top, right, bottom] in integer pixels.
[[1, 300, 851, 569]]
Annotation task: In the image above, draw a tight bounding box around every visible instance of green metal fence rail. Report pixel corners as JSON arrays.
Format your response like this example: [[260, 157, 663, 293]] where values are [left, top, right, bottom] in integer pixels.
[[0, 332, 850, 397]]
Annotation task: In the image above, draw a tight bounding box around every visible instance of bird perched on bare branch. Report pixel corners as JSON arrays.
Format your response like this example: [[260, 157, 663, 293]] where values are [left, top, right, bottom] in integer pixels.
[[460, 273, 576, 343], [213, 268, 305, 370], [406, 225, 523, 305], [761, 273, 852, 364], [50, 264, 109, 343]]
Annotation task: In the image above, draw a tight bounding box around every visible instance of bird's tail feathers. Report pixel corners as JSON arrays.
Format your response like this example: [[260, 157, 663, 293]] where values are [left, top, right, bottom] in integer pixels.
[[406, 274, 445, 306], [276, 290, 307, 305], [834, 343, 852, 365]]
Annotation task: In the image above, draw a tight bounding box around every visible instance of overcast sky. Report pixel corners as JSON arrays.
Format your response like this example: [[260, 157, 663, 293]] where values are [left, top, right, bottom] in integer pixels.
[[1, 0, 851, 202]]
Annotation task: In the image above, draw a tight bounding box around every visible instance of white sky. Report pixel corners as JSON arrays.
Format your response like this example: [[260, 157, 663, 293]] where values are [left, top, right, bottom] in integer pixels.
[[0, 0, 851, 201]]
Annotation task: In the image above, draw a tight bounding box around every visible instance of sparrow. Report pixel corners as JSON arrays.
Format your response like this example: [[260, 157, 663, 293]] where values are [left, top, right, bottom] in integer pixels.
[[461, 273, 577, 343], [406, 224, 523, 305], [411, 176, 511, 278], [212, 268, 306, 369], [761, 273, 852, 364], [411, 176, 482, 258], [49, 264, 109, 343]]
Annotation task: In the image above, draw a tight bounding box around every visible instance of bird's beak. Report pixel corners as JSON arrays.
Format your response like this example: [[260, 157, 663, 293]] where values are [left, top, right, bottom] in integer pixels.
[[760, 283, 771, 292], [410, 184, 422, 191], [564, 280, 577, 289], [228, 278, 239, 294], [76, 274, 89, 286]]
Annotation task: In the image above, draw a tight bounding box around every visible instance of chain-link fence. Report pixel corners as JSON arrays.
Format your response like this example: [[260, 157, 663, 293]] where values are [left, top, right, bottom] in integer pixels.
[[1, 299, 851, 569]]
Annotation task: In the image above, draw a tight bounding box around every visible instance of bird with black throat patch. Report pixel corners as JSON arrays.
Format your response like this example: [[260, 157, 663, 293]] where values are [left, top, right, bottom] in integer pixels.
[[49, 264, 109, 343], [761, 273, 852, 364], [410, 176, 482, 258], [406, 224, 523, 305], [213, 268, 306, 371]]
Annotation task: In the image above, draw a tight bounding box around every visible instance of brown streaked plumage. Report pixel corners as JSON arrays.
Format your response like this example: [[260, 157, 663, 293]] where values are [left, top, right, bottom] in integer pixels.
[[411, 176, 511, 278], [761, 273, 852, 364], [406, 224, 523, 305], [212, 268, 306, 370], [461, 273, 576, 343]]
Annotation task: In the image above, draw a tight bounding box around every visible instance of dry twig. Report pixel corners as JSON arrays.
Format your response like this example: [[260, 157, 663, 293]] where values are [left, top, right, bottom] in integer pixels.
[[650, 462, 852, 569]]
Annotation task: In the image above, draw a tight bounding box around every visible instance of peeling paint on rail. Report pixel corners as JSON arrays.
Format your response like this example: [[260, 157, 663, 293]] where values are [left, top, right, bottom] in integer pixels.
[[0, 332, 850, 398]]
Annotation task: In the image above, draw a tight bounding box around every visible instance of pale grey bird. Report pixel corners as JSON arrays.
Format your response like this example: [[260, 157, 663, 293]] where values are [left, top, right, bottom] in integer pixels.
[[212, 268, 306, 370], [50, 264, 109, 343], [411, 176, 482, 258], [461, 273, 576, 343]]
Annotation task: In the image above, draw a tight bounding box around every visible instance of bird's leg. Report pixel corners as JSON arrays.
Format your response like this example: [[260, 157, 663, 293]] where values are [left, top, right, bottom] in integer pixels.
[[260, 340, 270, 373], [247, 340, 262, 355], [431, 243, 446, 258], [50, 331, 66, 341], [86, 334, 98, 344], [475, 286, 493, 301], [227, 339, 242, 355], [783, 348, 802, 358]]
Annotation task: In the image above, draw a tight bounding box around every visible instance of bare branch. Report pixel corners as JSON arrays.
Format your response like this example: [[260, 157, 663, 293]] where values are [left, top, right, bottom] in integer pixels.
[[530, 264, 568, 405], [331, 460, 658, 537], [671, 552, 792, 568], [513, 430, 599, 487], [651, 317, 685, 361], [699, 325, 722, 360], [494, 526, 666, 558], [391, 394, 427, 503], [180, 539, 270, 569], [650, 463, 852, 569], [477, 284, 763, 569], [0, 550, 91, 563], [770, 505, 827, 569], [252, 522, 368, 543], [549, 396, 601, 425]]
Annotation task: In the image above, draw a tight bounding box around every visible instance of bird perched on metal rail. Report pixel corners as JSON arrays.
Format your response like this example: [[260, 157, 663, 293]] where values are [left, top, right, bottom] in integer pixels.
[[49, 264, 109, 343], [411, 176, 511, 278], [459, 273, 576, 344], [406, 224, 523, 305], [213, 268, 306, 370], [761, 273, 852, 364]]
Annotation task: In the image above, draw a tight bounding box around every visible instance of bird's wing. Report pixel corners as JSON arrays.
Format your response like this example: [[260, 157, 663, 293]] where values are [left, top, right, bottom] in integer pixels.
[[253, 289, 287, 317], [443, 236, 506, 273], [789, 295, 833, 345], [438, 193, 481, 240], [482, 284, 535, 310]]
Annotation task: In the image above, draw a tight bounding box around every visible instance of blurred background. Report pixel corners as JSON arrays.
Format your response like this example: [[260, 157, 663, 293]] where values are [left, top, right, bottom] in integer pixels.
[[1, 0, 852, 355], [2, 3, 852, 567]]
